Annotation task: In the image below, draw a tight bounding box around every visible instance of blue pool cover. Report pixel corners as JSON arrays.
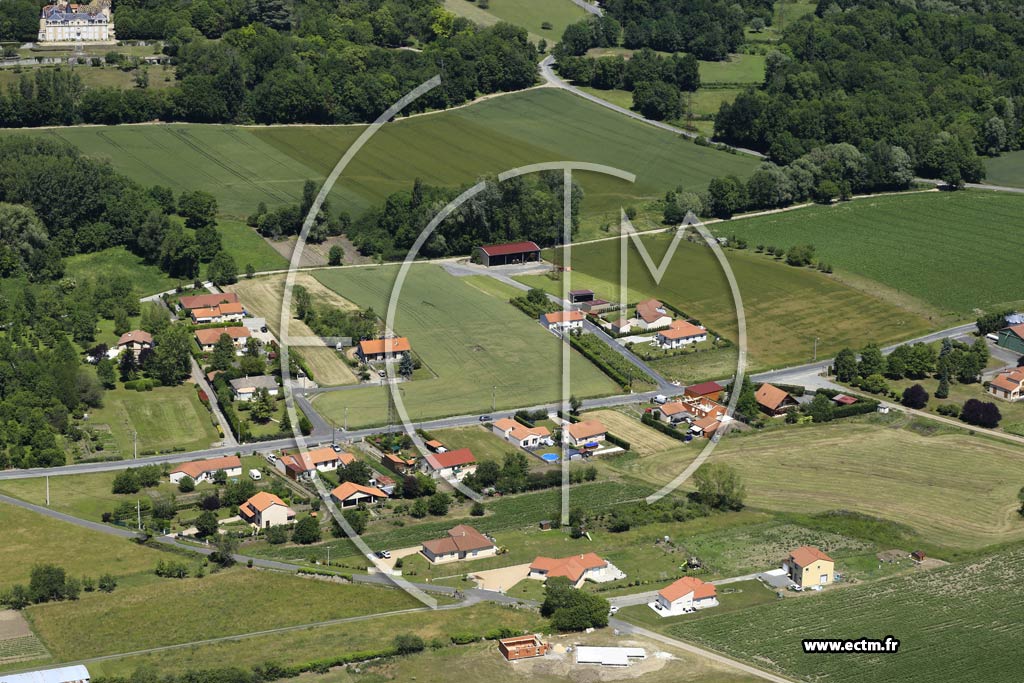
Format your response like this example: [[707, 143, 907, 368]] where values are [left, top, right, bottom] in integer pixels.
[[541, 453, 559, 462]]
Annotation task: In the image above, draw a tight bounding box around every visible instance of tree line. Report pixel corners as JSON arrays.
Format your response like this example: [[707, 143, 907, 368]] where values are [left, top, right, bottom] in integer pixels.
[[348, 173, 581, 260], [714, 1, 1024, 184], [0, 1, 539, 127]]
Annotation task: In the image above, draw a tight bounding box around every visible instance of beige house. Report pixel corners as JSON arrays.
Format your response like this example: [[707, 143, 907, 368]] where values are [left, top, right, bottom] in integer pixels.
[[420, 525, 497, 564], [784, 546, 835, 588], [116, 330, 152, 360], [989, 367, 1024, 401], [168, 455, 242, 485], [239, 492, 295, 529], [492, 417, 551, 448], [39, 1, 115, 43], [564, 419, 607, 448]]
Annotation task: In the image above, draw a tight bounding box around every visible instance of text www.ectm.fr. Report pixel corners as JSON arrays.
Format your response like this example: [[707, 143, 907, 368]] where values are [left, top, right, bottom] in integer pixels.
[[802, 637, 900, 654]]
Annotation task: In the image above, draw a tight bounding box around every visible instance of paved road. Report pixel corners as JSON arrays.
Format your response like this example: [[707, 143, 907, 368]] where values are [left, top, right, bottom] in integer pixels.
[[190, 357, 237, 448], [569, 0, 602, 15], [539, 55, 766, 159], [610, 618, 797, 683]]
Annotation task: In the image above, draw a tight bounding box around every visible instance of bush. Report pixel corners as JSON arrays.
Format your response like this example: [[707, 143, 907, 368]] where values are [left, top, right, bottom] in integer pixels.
[[901, 384, 929, 409], [470, 501, 485, 516], [98, 573, 117, 593], [266, 525, 289, 544], [178, 475, 195, 493], [960, 398, 1001, 428], [291, 516, 322, 544], [937, 403, 960, 417], [394, 633, 425, 654]]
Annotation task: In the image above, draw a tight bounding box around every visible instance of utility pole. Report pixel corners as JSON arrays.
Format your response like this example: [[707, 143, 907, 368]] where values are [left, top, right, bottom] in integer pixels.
[[133, 431, 137, 460], [813, 336, 819, 362], [332, 421, 337, 446], [344, 406, 349, 432], [327, 546, 331, 567], [492, 385, 496, 412], [45, 476, 50, 506], [136, 500, 142, 530]]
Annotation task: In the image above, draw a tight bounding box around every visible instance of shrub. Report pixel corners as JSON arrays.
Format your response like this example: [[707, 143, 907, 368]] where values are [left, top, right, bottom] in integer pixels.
[[960, 399, 1001, 428], [937, 403, 960, 417], [901, 384, 929, 409], [470, 501, 485, 516], [291, 516, 322, 544], [98, 573, 117, 593], [394, 633, 425, 654], [178, 476, 195, 493]]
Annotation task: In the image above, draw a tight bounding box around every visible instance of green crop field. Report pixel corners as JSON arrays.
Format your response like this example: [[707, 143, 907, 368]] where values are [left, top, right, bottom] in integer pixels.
[[85, 384, 221, 457], [309, 264, 619, 428], [710, 420, 1024, 549], [83, 603, 546, 678], [661, 546, 1024, 683], [516, 232, 934, 372], [983, 149, 1024, 188], [443, 0, 587, 44], [10, 89, 756, 239], [0, 504, 162, 590], [217, 218, 288, 273], [698, 53, 766, 84], [25, 568, 422, 661], [717, 190, 1024, 313]]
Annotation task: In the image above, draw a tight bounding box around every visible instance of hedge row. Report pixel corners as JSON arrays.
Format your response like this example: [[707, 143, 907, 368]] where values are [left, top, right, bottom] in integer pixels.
[[605, 432, 631, 450], [641, 413, 691, 442], [812, 388, 880, 418], [568, 334, 651, 388]]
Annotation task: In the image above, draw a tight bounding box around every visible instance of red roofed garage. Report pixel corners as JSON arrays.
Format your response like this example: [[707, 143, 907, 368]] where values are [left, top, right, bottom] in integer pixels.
[[473, 241, 541, 267]]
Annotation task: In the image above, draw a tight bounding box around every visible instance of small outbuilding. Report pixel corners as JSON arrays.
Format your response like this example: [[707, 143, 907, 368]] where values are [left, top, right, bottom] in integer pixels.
[[473, 241, 541, 267], [498, 634, 548, 661]]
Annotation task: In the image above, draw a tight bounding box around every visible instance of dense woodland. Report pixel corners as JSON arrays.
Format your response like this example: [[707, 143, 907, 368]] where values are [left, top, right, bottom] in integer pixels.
[[0, 0, 539, 126], [715, 0, 1024, 183], [347, 173, 582, 260]]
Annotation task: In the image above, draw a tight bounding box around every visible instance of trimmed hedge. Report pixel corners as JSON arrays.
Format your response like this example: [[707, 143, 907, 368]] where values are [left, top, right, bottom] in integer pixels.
[[813, 388, 880, 418], [641, 413, 690, 442], [568, 334, 652, 388], [605, 432, 631, 450]]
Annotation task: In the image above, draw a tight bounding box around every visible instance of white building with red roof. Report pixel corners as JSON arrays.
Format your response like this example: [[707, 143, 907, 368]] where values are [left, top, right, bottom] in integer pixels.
[[238, 492, 295, 529], [989, 367, 1024, 401], [422, 448, 477, 481], [492, 417, 551, 448], [527, 552, 624, 588], [330, 482, 388, 508], [656, 320, 707, 348], [168, 455, 242, 485], [116, 330, 152, 359], [420, 525, 497, 564], [635, 299, 673, 330], [652, 576, 718, 616], [541, 310, 585, 333]]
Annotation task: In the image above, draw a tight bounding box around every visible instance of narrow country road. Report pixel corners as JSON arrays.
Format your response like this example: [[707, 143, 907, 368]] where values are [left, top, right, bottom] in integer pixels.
[[539, 55, 767, 158], [190, 357, 238, 448]]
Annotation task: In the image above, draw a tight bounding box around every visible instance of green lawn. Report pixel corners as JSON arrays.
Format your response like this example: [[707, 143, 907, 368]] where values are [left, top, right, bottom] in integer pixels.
[[85, 384, 221, 457], [0, 64, 177, 91], [64, 248, 181, 296], [83, 603, 546, 678], [24, 568, 423, 660], [983, 149, 1024, 188], [429, 425, 543, 467], [0, 504, 162, 591], [516, 233, 934, 371], [716, 190, 1024, 313], [657, 546, 1024, 683], [698, 54, 766, 84], [10, 89, 756, 239], [443, 0, 587, 44], [216, 218, 288, 274], [309, 264, 620, 428]]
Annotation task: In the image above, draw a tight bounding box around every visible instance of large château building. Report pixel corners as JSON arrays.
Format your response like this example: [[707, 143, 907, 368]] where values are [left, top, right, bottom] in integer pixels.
[[38, 1, 115, 44]]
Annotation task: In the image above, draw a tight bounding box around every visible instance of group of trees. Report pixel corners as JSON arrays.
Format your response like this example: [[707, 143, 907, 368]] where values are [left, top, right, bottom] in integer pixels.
[[835, 338, 988, 397], [247, 180, 346, 244], [292, 285, 378, 342], [540, 576, 611, 632], [349, 173, 581, 260], [681, 141, 914, 221], [556, 48, 700, 121], [460, 451, 597, 495], [558, 1, 773, 60], [713, 2, 1024, 183], [0, 564, 116, 610], [0, 2, 540, 127]]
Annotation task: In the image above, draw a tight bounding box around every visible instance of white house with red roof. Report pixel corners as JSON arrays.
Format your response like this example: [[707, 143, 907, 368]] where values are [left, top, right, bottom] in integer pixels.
[[989, 367, 1024, 401], [168, 455, 242, 485], [652, 576, 718, 616], [178, 291, 239, 312], [330, 482, 388, 508], [420, 525, 497, 564], [656, 320, 707, 348], [238, 492, 295, 529], [541, 310, 585, 333], [190, 301, 245, 325], [357, 337, 411, 363], [635, 299, 673, 330], [564, 419, 607, 448], [527, 553, 624, 588], [423, 448, 477, 481], [116, 330, 153, 360], [492, 417, 551, 448], [276, 448, 354, 480]]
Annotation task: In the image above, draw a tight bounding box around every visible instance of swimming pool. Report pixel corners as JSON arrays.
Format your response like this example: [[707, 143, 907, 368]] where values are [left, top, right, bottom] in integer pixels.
[[540, 453, 559, 463]]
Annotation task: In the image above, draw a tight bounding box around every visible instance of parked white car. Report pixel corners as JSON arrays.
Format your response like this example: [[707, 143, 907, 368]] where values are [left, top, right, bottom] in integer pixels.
[[248, 469, 262, 481]]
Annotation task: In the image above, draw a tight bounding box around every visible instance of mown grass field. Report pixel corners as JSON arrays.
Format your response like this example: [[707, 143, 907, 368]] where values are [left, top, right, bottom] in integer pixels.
[[982, 149, 1024, 188], [0, 504, 161, 591], [63, 248, 180, 296], [517, 233, 934, 371], [443, 0, 587, 44], [0, 65, 177, 91], [710, 419, 1024, 549], [661, 546, 1024, 683], [83, 603, 546, 678], [309, 264, 619, 427], [217, 218, 289, 273], [86, 384, 221, 456], [11, 89, 756, 239], [24, 568, 422, 660], [718, 191, 1024, 313], [584, 48, 766, 86]]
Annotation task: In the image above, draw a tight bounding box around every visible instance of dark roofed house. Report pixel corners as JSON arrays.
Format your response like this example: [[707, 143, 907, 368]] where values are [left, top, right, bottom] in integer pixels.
[[473, 241, 541, 267], [684, 381, 723, 401], [755, 383, 799, 416], [569, 289, 594, 304], [996, 323, 1024, 355], [420, 525, 497, 564]]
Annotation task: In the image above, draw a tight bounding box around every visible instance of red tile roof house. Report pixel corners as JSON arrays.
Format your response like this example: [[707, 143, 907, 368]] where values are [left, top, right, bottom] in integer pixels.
[[540, 310, 585, 333], [684, 381, 724, 401], [168, 455, 242, 485], [652, 576, 718, 616], [422, 448, 477, 481], [492, 417, 551, 449], [238, 491, 295, 529], [564, 419, 607, 448], [276, 448, 355, 480], [654, 401, 693, 425], [473, 240, 541, 267], [989, 367, 1024, 401], [116, 330, 152, 359], [178, 291, 239, 312], [420, 525, 497, 564], [380, 451, 417, 475], [634, 299, 673, 330], [357, 337, 411, 363], [527, 552, 622, 588], [755, 383, 799, 416], [195, 326, 250, 352], [190, 301, 245, 324], [656, 320, 707, 349], [330, 482, 388, 508]]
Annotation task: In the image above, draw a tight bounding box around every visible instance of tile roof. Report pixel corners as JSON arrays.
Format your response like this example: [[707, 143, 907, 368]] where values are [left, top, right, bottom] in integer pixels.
[[382, 452, 417, 467], [636, 299, 669, 324], [421, 525, 495, 556], [685, 381, 723, 396], [228, 375, 278, 392], [659, 401, 691, 417], [330, 481, 387, 501], [239, 491, 290, 517], [425, 448, 476, 470], [195, 326, 250, 346], [478, 241, 541, 256], [179, 292, 238, 310], [659, 576, 717, 603], [755, 383, 792, 410], [305, 447, 355, 467], [1004, 323, 1024, 339], [358, 337, 411, 356], [530, 553, 607, 583], [990, 375, 1021, 392], [542, 310, 584, 324], [566, 419, 606, 441], [170, 455, 241, 479], [494, 417, 550, 441], [659, 322, 706, 340], [117, 330, 152, 346], [789, 546, 834, 566], [692, 416, 721, 434]]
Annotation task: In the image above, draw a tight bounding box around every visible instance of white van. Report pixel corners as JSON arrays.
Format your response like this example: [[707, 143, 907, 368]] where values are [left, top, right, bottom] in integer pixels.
[[248, 469, 262, 481], [653, 394, 669, 404]]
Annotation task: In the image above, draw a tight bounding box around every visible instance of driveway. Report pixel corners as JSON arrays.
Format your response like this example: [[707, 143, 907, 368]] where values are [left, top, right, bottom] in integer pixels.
[[377, 545, 422, 571], [470, 563, 532, 592]]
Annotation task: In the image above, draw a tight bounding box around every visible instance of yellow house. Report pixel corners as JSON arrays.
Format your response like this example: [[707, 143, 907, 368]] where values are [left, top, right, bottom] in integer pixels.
[[784, 546, 834, 588]]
